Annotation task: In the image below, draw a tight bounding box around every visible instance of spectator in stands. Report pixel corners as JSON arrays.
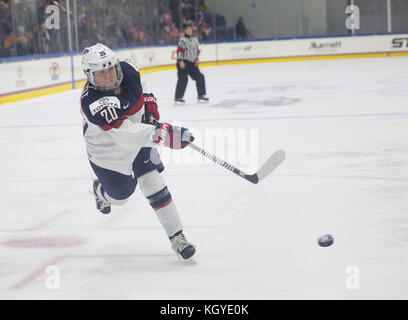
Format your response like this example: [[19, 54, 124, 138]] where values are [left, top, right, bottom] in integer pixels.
[[158, 0, 168, 15], [169, 0, 180, 28], [0, 0, 245, 57], [235, 16, 249, 39], [159, 11, 173, 43], [29, 24, 39, 54], [198, 1, 211, 24], [0, 28, 9, 57], [78, 5, 88, 30], [112, 25, 127, 47], [0, 1, 10, 30], [198, 0, 208, 11], [182, 0, 194, 21], [197, 14, 212, 41], [90, 20, 105, 44], [15, 25, 30, 56], [169, 24, 181, 42], [77, 5, 90, 48], [137, 28, 148, 45], [120, 20, 133, 46], [0, 1, 10, 57]]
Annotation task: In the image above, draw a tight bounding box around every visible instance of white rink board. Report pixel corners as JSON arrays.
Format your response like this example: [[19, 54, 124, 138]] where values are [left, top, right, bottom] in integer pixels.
[[0, 55, 72, 95], [216, 34, 408, 60], [0, 33, 407, 96]]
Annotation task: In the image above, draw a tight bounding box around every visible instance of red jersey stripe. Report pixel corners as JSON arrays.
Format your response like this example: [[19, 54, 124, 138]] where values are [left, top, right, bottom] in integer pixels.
[[101, 117, 127, 131], [124, 94, 144, 116], [100, 94, 144, 131]]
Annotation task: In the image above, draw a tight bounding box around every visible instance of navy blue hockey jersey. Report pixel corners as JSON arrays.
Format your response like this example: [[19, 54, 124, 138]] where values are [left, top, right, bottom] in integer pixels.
[[80, 60, 156, 175]]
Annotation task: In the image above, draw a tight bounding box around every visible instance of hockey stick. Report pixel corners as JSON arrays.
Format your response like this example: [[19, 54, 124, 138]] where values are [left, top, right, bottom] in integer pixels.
[[149, 116, 285, 184], [187, 142, 285, 184]]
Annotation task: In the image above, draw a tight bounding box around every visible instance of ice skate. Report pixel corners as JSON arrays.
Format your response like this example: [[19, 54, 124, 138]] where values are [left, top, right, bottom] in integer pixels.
[[92, 180, 111, 214], [174, 98, 186, 105], [170, 230, 196, 260], [197, 95, 209, 103]]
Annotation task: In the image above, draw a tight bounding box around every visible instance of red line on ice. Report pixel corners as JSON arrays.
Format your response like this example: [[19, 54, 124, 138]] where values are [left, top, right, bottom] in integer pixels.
[[0, 210, 70, 232], [9, 254, 173, 290], [9, 256, 64, 290]]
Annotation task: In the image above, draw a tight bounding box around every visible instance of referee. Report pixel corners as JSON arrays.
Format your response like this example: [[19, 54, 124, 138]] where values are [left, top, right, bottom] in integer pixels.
[[174, 23, 209, 104]]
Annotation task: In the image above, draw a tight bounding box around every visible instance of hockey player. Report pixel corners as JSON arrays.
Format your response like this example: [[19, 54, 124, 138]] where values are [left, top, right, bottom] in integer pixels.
[[174, 22, 209, 104], [80, 43, 196, 260]]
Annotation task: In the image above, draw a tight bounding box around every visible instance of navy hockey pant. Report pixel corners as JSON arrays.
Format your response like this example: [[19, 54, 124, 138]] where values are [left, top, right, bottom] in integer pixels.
[[90, 147, 164, 200], [175, 61, 206, 99]]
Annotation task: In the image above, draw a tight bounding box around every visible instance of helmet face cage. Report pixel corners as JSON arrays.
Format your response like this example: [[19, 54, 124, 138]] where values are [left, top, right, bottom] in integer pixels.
[[86, 62, 123, 92], [82, 43, 124, 92]]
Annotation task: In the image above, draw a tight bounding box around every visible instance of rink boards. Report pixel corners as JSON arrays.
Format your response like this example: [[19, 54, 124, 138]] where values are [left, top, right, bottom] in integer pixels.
[[0, 33, 407, 104]]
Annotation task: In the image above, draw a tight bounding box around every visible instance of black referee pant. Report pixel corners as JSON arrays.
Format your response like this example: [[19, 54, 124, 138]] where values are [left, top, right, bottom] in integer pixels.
[[175, 61, 206, 99]]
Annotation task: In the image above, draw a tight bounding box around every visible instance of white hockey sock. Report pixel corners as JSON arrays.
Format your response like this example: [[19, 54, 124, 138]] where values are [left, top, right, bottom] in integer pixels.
[[154, 201, 183, 238], [138, 170, 183, 238]]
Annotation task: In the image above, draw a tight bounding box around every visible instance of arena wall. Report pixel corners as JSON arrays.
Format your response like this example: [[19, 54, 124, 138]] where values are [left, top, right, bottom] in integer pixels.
[[0, 33, 407, 104]]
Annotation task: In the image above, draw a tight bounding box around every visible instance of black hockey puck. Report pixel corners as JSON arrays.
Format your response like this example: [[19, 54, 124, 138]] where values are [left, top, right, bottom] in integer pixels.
[[318, 234, 334, 247]]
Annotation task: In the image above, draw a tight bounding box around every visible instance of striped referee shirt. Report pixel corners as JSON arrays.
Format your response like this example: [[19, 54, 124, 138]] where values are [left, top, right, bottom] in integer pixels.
[[177, 36, 201, 63]]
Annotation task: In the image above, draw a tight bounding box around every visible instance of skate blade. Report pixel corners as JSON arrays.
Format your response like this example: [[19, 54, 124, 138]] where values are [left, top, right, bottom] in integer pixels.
[[174, 247, 197, 264], [178, 254, 197, 265], [197, 100, 209, 104], [174, 101, 186, 106]]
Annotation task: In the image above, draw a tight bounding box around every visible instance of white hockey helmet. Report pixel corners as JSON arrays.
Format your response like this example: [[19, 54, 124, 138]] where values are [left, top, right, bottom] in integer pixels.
[[81, 43, 123, 91]]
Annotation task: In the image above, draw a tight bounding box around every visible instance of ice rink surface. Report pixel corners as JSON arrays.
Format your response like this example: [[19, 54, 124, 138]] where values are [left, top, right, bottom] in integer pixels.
[[0, 56, 407, 299]]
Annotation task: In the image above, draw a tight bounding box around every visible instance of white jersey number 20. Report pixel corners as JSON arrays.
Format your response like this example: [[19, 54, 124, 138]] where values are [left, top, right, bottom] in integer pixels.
[[101, 107, 119, 123]]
